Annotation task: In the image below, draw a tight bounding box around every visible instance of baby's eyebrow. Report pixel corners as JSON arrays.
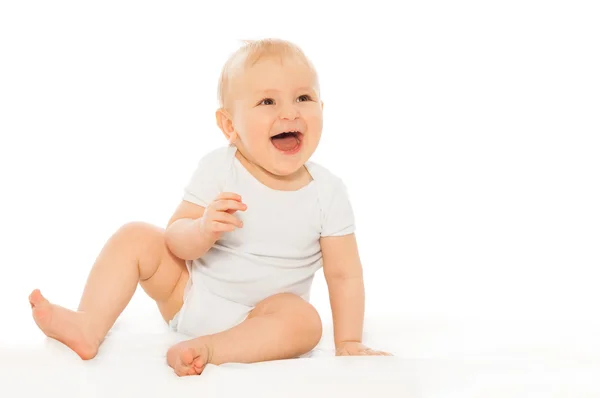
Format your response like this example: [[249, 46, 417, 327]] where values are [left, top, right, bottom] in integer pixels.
[[295, 86, 317, 93], [254, 87, 317, 96], [254, 89, 280, 96]]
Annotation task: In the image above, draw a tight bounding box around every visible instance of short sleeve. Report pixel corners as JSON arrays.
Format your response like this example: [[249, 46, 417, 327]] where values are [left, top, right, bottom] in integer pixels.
[[321, 178, 356, 237], [182, 147, 228, 207]]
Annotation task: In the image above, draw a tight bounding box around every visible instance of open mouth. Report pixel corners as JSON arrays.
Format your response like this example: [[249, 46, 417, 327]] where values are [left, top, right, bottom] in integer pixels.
[[270, 131, 303, 154]]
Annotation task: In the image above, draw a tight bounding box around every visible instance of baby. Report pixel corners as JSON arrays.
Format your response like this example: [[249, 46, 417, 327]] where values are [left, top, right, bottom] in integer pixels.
[[29, 38, 391, 376]]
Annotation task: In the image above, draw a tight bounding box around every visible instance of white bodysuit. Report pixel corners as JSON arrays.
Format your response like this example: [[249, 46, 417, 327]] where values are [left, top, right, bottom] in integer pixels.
[[169, 145, 355, 337]]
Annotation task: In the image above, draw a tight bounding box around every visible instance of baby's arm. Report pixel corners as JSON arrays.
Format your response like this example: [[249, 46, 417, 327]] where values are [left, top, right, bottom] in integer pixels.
[[166, 192, 246, 260], [321, 234, 392, 356], [321, 234, 365, 346]]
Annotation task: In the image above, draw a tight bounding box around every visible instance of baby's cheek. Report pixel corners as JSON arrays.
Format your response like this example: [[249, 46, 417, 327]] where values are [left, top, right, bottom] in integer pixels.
[[306, 113, 323, 133], [305, 106, 323, 122], [247, 125, 269, 144], [238, 119, 262, 141], [248, 114, 273, 133]]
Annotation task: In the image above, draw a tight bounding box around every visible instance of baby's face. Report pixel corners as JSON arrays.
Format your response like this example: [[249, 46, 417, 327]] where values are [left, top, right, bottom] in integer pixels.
[[229, 56, 323, 177]]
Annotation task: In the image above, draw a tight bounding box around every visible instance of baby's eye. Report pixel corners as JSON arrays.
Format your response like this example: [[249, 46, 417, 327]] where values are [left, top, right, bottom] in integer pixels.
[[258, 98, 275, 106], [297, 95, 312, 102]]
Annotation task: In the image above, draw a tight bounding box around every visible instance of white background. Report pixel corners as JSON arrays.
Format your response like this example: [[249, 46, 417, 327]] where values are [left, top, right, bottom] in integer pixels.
[[1, 1, 599, 347]]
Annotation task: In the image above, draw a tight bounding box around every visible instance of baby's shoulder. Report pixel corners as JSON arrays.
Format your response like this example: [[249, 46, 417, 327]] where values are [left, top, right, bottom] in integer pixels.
[[306, 161, 347, 202], [305, 160, 347, 191], [306, 161, 355, 229], [196, 145, 236, 167], [186, 145, 236, 189]]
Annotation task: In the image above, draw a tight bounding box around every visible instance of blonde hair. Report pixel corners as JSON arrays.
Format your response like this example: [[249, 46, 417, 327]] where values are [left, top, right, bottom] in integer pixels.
[[217, 38, 319, 110]]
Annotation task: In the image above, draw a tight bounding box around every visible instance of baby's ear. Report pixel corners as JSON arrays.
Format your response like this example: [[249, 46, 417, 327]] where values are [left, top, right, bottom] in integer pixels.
[[216, 108, 237, 143]]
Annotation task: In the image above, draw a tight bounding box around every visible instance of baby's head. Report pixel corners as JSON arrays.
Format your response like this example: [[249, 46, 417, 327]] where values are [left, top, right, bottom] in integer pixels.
[[215, 38, 323, 177]]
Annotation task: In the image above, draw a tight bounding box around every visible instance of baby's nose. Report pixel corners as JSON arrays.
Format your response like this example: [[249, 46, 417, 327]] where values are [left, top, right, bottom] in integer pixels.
[[279, 103, 299, 120]]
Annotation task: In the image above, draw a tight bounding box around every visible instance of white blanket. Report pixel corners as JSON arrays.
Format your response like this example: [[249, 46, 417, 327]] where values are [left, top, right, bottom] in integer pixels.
[[2, 301, 600, 397]]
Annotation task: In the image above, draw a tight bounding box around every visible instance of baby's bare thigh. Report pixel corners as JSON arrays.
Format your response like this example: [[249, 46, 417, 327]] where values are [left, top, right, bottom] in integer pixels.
[[131, 222, 189, 322]]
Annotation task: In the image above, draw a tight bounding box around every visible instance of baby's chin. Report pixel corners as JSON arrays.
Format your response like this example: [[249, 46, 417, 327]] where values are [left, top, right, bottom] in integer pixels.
[[266, 147, 305, 168], [266, 163, 305, 178]]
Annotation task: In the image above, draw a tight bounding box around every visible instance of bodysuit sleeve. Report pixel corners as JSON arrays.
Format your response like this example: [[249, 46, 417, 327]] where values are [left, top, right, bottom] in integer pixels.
[[182, 147, 228, 207], [321, 177, 356, 237]]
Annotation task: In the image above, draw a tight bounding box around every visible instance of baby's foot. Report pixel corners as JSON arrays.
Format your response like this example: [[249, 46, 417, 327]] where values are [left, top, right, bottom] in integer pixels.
[[29, 289, 100, 360], [167, 338, 213, 377]]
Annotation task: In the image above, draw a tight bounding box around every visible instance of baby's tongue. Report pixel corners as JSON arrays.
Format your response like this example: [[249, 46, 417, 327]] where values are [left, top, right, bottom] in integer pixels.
[[271, 135, 299, 151]]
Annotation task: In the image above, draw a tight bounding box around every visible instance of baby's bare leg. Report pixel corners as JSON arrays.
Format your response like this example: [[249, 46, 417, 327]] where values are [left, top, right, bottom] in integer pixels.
[[29, 222, 188, 360], [167, 293, 322, 376]]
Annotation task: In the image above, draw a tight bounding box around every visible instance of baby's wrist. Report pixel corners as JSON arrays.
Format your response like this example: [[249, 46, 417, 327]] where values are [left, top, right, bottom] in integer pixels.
[[336, 339, 362, 348], [195, 218, 218, 244]]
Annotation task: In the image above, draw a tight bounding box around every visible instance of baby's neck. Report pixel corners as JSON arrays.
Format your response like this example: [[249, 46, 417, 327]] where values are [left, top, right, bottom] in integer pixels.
[[235, 150, 312, 191]]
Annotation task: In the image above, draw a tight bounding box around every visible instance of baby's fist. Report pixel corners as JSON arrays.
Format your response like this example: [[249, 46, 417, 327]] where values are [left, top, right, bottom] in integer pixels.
[[200, 192, 246, 239]]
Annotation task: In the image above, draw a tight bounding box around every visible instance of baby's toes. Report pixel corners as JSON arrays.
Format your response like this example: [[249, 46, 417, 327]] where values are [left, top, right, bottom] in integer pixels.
[[170, 351, 189, 376], [181, 347, 196, 366], [182, 347, 207, 376], [186, 348, 207, 375], [192, 358, 206, 374], [173, 361, 189, 377], [186, 366, 198, 376]]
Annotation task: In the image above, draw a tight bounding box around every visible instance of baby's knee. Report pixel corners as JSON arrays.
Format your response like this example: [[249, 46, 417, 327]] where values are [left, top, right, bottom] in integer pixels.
[[113, 221, 165, 248], [299, 301, 323, 347], [273, 294, 323, 345]]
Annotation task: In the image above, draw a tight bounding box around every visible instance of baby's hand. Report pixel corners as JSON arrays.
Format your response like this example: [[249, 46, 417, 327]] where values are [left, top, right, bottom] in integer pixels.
[[200, 192, 247, 240], [335, 341, 393, 357]]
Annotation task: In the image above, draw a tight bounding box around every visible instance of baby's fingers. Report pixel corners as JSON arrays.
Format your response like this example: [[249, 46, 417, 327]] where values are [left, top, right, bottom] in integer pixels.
[[216, 192, 243, 202], [212, 211, 244, 228], [365, 349, 393, 356], [370, 351, 391, 356], [209, 221, 237, 233], [213, 199, 247, 213]]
